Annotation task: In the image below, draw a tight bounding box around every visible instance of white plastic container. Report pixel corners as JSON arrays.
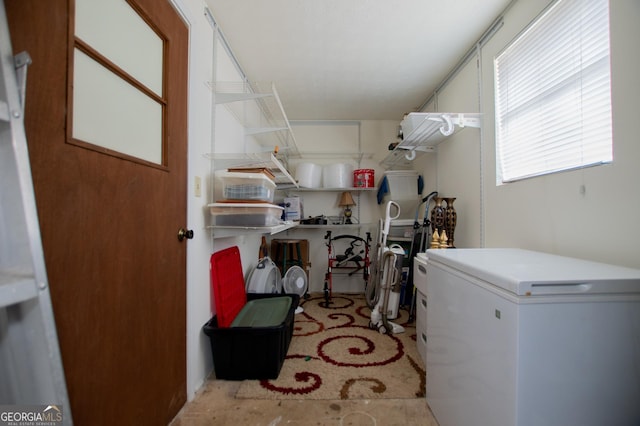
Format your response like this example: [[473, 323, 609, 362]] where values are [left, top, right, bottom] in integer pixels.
[[295, 163, 322, 188], [208, 203, 283, 226], [284, 197, 303, 221], [323, 163, 353, 188], [379, 170, 420, 219], [383, 170, 418, 200], [215, 171, 276, 203], [388, 219, 415, 239]]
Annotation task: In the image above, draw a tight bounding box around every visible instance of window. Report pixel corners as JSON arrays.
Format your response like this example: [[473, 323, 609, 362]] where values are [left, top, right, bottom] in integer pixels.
[[494, 0, 612, 184]]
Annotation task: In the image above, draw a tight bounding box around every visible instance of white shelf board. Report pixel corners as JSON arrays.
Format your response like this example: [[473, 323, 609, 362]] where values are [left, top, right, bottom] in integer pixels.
[[282, 187, 378, 192], [210, 221, 298, 238], [0, 270, 38, 308], [0, 100, 9, 121], [205, 151, 298, 187], [294, 223, 374, 230], [293, 152, 374, 160], [213, 92, 271, 104]]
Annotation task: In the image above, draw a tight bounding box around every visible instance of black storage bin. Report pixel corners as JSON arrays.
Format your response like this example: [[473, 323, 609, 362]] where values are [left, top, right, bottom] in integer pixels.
[[203, 293, 299, 380]]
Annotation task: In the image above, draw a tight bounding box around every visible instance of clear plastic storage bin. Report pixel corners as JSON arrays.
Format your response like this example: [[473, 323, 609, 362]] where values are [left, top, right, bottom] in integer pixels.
[[209, 203, 284, 226], [215, 171, 276, 203]]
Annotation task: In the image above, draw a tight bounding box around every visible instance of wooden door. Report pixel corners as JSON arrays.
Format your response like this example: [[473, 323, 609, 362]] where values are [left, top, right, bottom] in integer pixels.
[[6, 1, 188, 424]]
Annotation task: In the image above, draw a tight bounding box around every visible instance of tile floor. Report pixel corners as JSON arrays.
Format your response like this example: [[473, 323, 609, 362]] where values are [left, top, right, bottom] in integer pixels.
[[170, 377, 439, 426]]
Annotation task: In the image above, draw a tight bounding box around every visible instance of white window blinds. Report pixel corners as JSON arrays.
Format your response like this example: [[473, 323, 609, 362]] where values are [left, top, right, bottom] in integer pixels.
[[494, 0, 612, 184]]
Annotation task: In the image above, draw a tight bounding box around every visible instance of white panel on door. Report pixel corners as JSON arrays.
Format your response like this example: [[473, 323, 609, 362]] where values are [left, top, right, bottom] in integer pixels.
[[75, 0, 163, 96], [72, 48, 162, 164]]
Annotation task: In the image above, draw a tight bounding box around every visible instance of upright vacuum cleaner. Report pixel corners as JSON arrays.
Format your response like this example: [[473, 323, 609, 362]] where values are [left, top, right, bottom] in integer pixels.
[[369, 243, 406, 334], [366, 200, 399, 309], [368, 200, 406, 334]]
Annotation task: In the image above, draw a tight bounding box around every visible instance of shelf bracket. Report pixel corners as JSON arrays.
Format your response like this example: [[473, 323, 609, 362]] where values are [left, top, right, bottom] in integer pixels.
[[439, 114, 454, 136], [405, 150, 416, 161]]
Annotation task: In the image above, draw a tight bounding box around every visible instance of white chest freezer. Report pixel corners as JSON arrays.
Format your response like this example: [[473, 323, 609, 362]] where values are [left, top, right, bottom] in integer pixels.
[[425, 248, 640, 426]]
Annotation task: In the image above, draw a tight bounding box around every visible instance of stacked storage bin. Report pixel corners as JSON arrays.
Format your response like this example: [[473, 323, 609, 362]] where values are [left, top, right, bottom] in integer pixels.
[[203, 246, 298, 380], [209, 169, 284, 226]]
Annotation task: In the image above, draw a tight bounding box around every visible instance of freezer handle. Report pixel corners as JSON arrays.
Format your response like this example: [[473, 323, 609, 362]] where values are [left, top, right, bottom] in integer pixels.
[[528, 282, 592, 295]]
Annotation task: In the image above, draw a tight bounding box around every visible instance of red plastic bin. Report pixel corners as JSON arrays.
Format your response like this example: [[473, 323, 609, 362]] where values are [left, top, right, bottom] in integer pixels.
[[209, 246, 246, 327]]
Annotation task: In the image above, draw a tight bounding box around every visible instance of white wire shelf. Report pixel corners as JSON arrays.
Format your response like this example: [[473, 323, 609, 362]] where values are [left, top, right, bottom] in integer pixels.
[[205, 151, 298, 187], [381, 112, 482, 169], [207, 81, 300, 158]]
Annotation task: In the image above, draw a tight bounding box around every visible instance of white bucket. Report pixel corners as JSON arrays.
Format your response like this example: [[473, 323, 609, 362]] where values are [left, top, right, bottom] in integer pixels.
[[378, 170, 420, 219], [323, 163, 353, 188], [295, 163, 322, 188]]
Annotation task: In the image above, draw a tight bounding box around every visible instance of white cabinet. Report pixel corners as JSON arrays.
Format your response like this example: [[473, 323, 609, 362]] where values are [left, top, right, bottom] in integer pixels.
[[413, 253, 428, 366], [415, 290, 427, 365]]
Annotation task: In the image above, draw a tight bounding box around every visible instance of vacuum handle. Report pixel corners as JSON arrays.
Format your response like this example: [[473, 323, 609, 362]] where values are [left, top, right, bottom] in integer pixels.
[[383, 201, 400, 236], [421, 191, 438, 203]]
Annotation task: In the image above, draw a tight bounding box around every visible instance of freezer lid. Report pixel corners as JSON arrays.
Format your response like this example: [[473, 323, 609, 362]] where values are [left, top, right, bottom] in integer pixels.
[[426, 248, 640, 296]]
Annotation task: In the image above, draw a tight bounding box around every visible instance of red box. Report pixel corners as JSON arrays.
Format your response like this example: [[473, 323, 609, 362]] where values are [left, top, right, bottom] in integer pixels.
[[353, 169, 375, 187]]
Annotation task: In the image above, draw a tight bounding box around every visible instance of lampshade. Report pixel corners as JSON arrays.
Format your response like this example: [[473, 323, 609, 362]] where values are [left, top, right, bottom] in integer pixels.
[[339, 191, 355, 207]]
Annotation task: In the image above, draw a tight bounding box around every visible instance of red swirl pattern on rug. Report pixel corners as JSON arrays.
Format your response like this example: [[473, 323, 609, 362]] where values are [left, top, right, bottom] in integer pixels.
[[235, 294, 425, 400], [318, 331, 404, 367], [260, 371, 323, 395]]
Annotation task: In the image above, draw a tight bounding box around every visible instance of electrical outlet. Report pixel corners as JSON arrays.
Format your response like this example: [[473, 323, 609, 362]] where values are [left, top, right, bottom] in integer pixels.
[[194, 176, 202, 198]]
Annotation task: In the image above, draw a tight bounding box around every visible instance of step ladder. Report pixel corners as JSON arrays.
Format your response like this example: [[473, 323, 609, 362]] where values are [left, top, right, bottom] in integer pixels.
[[0, 1, 72, 423]]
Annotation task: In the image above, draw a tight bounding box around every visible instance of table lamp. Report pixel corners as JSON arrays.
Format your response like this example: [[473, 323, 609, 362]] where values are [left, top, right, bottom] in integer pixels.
[[339, 191, 356, 224]]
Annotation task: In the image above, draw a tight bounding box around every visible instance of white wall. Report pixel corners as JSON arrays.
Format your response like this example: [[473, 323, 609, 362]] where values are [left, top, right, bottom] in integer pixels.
[[420, 0, 640, 269], [169, 0, 215, 401], [433, 59, 482, 249], [172, 0, 262, 401]]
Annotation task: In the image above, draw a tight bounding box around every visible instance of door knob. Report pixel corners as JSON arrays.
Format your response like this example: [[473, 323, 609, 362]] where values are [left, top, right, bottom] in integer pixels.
[[177, 228, 194, 241]]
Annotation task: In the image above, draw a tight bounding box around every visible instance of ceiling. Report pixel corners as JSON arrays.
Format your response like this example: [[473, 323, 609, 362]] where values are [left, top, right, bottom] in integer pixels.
[[204, 0, 512, 121]]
